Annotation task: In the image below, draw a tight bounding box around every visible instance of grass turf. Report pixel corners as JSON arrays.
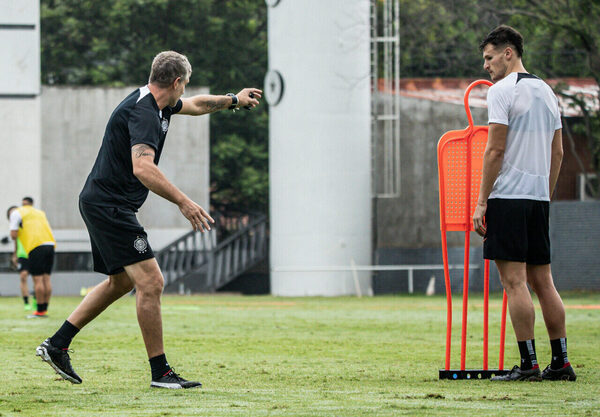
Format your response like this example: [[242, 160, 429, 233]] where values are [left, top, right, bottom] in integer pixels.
[[0, 293, 598, 416]]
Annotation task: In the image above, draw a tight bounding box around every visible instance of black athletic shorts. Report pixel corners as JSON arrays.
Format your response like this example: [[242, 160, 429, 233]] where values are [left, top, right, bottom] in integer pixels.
[[17, 257, 29, 272], [484, 198, 550, 265], [28, 245, 55, 275], [79, 199, 154, 275]]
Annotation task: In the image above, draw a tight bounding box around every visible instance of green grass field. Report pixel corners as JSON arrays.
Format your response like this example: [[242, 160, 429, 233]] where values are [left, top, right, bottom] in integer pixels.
[[1, 293, 598, 416]]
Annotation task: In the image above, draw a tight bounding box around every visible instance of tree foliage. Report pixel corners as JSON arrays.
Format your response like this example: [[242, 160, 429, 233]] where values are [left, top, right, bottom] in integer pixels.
[[41, 0, 269, 211], [399, 0, 600, 196], [399, 0, 593, 79], [41, 0, 600, 207]]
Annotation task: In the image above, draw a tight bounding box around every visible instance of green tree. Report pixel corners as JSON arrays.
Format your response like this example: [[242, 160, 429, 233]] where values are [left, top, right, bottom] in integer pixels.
[[398, 0, 593, 79], [398, 0, 599, 197], [41, 0, 269, 211]]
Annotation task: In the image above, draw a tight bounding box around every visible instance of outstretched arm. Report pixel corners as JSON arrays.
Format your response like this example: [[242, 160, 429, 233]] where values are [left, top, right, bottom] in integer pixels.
[[131, 144, 214, 231], [179, 88, 262, 115]]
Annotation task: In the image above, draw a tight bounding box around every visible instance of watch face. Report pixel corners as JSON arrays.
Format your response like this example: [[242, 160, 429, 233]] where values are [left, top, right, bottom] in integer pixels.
[[264, 70, 284, 106], [265, 0, 281, 6]]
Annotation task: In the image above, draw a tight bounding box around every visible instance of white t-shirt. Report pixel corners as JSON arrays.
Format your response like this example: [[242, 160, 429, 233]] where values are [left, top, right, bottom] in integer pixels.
[[487, 72, 562, 201]]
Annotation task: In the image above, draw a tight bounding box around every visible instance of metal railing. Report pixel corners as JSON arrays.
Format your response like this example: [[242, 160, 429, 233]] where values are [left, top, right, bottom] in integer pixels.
[[156, 229, 217, 288], [156, 213, 268, 292], [205, 215, 268, 291]]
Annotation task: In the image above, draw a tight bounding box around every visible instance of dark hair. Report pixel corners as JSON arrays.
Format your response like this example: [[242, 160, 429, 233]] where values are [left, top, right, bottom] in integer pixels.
[[149, 51, 192, 88], [22, 196, 33, 205], [6, 205, 17, 220], [479, 25, 524, 58]]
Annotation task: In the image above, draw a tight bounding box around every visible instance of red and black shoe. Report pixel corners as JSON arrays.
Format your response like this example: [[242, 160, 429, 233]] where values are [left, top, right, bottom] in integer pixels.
[[490, 365, 541, 381], [151, 369, 202, 389], [541, 363, 577, 381], [36, 338, 82, 384], [27, 311, 48, 319]]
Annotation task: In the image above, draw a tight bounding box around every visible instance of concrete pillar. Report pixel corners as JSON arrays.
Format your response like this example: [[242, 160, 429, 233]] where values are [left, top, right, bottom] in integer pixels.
[[267, 0, 372, 295]]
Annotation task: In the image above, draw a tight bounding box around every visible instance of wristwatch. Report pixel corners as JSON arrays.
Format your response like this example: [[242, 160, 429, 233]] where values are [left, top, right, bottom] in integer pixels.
[[226, 93, 238, 110]]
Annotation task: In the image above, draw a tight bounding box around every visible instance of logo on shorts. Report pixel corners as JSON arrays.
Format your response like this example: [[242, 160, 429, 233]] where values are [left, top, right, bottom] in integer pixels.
[[161, 118, 169, 133], [134, 236, 148, 253]]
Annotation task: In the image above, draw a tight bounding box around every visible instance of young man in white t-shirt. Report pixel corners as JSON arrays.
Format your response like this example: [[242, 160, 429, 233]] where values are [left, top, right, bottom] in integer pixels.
[[473, 25, 576, 381]]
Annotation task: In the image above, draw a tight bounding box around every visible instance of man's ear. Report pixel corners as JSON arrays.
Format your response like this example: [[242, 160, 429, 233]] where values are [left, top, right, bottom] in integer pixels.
[[504, 47, 513, 60], [172, 77, 181, 90]]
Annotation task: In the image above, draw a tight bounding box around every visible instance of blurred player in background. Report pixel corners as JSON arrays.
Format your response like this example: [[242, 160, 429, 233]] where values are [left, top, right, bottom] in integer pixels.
[[15, 197, 36, 310], [15, 237, 35, 311], [7, 198, 56, 318]]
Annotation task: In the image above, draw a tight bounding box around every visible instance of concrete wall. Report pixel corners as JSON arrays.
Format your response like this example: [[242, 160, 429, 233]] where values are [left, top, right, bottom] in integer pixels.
[[40, 86, 210, 229], [550, 201, 600, 290], [376, 95, 489, 250], [0, 0, 42, 230], [0, 97, 42, 211], [0, 272, 106, 297]]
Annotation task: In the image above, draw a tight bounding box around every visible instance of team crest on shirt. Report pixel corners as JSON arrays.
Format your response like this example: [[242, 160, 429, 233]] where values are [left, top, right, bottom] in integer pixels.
[[161, 118, 169, 133], [134, 236, 148, 253]]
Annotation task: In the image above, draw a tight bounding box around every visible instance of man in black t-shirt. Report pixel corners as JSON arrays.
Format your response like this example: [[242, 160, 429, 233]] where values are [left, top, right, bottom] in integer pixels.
[[36, 51, 262, 389]]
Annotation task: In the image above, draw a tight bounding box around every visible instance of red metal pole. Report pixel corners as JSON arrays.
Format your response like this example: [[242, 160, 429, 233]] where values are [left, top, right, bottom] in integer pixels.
[[460, 231, 470, 370], [483, 259, 489, 370], [499, 289, 508, 370], [441, 231, 452, 370]]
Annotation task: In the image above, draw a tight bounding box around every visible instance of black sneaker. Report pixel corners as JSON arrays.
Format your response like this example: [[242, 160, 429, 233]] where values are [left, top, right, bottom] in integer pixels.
[[491, 365, 541, 381], [151, 369, 202, 389], [36, 339, 82, 384], [541, 364, 577, 381]]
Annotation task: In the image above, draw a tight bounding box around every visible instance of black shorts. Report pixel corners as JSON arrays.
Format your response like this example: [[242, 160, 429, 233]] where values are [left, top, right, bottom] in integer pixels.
[[17, 257, 29, 272], [484, 198, 550, 265], [79, 199, 154, 275], [28, 245, 55, 275]]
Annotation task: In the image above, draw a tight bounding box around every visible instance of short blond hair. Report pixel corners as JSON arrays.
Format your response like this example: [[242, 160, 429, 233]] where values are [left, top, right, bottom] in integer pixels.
[[149, 51, 192, 87]]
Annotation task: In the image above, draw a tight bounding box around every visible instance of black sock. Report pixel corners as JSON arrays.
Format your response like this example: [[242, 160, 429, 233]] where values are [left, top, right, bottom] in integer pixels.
[[550, 337, 569, 369], [49, 321, 80, 349], [517, 339, 538, 370], [37, 303, 48, 313], [23, 296, 29, 304], [149, 354, 171, 380]]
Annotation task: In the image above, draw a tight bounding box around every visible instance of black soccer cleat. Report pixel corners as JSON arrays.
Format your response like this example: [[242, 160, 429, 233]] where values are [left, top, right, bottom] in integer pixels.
[[151, 369, 202, 389], [490, 365, 541, 381], [36, 339, 82, 384], [541, 364, 577, 381]]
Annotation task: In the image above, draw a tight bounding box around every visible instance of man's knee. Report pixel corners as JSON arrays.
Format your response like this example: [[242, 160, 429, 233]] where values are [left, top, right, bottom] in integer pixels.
[[124, 258, 164, 297], [108, 274, 135, 293], [136, 273, 164, 298], [527, 267, 554, 294]]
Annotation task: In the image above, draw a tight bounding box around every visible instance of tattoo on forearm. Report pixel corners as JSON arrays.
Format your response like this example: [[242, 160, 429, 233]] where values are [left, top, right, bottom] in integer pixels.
[[132, 144, 155, 158], [205, 97, 228, 112]]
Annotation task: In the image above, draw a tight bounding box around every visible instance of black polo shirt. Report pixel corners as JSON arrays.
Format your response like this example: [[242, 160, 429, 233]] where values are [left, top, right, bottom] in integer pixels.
[[80, 86, 182, 210]]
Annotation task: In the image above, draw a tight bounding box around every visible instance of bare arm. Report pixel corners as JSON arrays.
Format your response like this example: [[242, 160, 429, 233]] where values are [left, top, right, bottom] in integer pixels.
[[179, 88, 262, 115], [549, 129, 564, 198], [10, 231, 17, 267], [179, 95, 232, 115], [131, 144, 214, 231], [473, 123, 508, 236]]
